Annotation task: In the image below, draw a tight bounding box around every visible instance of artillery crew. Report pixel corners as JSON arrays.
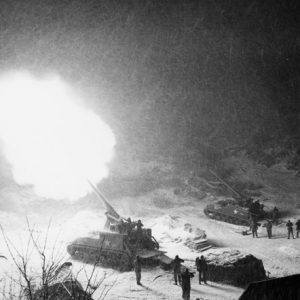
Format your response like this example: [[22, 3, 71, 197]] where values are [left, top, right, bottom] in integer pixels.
[[266, 220, 272, 239], [126, 217, 135, 235], [296, 219, 300, 238], [136, 219, 144, 243], [136, 219, 144, 232], [134, 255, 142, 285], [249, 200, 261, 222], [173, 255, 184, 285], [286, 220, 295, 239], [272, 206, 279, 224], [181, 268, 194, 300], [195, 255, 208, 284], [251, 220, 259, 238]]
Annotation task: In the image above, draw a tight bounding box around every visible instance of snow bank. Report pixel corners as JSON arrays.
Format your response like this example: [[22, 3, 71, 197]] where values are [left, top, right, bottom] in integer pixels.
[[150, 214, 209, 255]]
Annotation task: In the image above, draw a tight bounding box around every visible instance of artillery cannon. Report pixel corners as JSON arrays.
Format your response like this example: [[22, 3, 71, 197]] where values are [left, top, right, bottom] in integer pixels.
[[204, 171, 277, 226], [204, 203, 251, 226], [67, 182, 167, 271]]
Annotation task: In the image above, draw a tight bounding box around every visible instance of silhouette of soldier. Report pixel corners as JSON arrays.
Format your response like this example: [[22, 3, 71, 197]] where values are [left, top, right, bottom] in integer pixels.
[[195, 255, 208, 284], [272, 206, 279, 224], [126, 217, 134, 235], [286, 220, 295, 239], [134, 255, 142, 285], [172, 255, 184, 285], [181, 268, 194, 300], [136, 219, 143, 230], [136, 219, 144, 245], [296, 219, 300, 238], [266, 220, 272, 239], [251, 220, 258, 238]]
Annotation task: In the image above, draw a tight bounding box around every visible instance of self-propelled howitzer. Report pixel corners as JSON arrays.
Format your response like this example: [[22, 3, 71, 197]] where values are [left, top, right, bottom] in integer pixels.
[[67, 183, 170, 271]]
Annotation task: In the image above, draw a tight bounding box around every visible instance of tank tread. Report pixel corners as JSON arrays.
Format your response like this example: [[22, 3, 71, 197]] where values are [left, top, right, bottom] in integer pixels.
[[67, 245, 132, 271]]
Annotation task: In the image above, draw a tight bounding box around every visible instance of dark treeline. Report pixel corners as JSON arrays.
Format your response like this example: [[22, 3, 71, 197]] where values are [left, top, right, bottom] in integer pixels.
[[0, 0, 299, 168]]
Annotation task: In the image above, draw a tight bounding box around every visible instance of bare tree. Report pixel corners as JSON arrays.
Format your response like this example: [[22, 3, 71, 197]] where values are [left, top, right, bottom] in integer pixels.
[[0, 222, 115, 300]]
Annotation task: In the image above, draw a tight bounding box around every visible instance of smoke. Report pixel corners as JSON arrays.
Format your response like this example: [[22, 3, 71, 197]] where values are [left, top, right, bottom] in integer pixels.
[[0, 71, 115, 200]]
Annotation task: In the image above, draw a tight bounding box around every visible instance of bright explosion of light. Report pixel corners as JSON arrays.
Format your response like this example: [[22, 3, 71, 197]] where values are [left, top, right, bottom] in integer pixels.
[[0, 72, 115, 200]]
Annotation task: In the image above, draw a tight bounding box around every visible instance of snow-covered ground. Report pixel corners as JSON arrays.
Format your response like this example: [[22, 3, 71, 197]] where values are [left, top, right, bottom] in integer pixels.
[[1, 159, 300, 299]]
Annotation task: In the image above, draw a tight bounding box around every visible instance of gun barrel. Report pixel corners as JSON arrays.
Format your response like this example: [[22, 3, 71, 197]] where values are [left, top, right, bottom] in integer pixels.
[[87, 180, 121, 219], [209, 170, 243, 198]]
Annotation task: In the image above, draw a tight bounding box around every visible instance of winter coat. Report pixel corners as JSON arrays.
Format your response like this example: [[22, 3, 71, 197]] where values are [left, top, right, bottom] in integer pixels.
[[181, 271, 194, 289], [286, 222, 293, 231], [196, 257, 208, 271], [173, 257, 184, 271]]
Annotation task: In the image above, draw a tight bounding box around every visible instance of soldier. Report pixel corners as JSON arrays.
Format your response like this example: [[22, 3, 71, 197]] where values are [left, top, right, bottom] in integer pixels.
[[249, 200, 260, 222], [126, 217, 134, 235], [286, 220, 295, 239], [251, 220, 258, 238], [296, 219, 300, 238], [181, 268, 194, 300], [136, 219, 144, 233], [136, 219, 144, 244], [259, 203, 266, 218], [272, 206, 279, 225], [134, 255, 142, 285], [117, 219, 126, 234], [195, 255, 208, 284], [266, 220, 272, 239], [172, 255, 184, 285]]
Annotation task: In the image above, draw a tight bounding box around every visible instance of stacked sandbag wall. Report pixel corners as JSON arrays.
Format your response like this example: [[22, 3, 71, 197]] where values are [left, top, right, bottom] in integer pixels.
[[205, 249, 266, 287]]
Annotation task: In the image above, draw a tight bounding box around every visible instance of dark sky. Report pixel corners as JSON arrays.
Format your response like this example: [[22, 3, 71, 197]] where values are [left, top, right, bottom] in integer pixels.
[[0, 0, 299, 161]]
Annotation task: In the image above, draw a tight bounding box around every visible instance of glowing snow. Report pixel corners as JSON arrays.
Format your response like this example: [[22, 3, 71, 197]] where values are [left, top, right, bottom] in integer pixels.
[[0, 72, 115, 200]]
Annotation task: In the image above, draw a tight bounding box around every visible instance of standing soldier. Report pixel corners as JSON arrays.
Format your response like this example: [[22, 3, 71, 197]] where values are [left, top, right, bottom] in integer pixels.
[[251, 221, 259, 238], [136, 220, 144, 235], [195, 255, 208, 284], [172, 255, 184, 285], [136, 219, 144, 245], [286, 220, 295, 239], [296, 219, 300, 238], [134, 255, 142, 285], [266, 220, 272, 239], [136, 219, 144, 231], [272, 206, 279, 225], [181, 268, 194, 300], [126, 217, 134, 235]]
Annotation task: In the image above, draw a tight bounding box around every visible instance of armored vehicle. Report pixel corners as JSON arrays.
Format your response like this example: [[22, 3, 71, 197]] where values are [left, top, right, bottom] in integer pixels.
[[67, 227, 162, 271], [204, 203, 251, 226], [204, 171, 275, 226], [67, 182, 166, 271]]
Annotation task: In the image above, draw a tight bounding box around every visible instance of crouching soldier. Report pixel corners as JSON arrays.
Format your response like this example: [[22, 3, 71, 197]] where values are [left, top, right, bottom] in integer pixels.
[[195, 255, 208, 284], [134, 256, 142, 285], [173, 255, 184, 285], [181, 268, 194, 300]]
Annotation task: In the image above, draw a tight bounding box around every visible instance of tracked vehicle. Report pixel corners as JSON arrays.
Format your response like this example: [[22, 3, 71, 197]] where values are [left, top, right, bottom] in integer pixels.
[[67, 182, 167, 271], [67, 227, 162, 271], [204, 171, 275, 226], [204, 203, 251, 226]]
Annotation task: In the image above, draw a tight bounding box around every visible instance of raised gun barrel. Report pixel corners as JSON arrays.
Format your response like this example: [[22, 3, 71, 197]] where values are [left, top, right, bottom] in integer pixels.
[[87, 180, 121, 220]]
